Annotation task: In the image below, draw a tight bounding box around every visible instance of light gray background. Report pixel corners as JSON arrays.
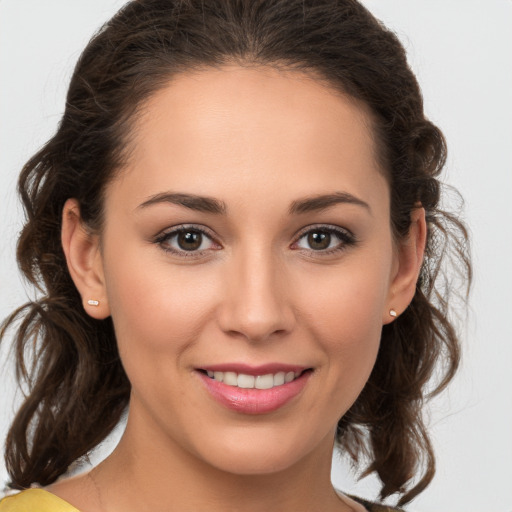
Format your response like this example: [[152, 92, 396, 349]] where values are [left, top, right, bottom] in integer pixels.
[[1, 1, 511, 511]]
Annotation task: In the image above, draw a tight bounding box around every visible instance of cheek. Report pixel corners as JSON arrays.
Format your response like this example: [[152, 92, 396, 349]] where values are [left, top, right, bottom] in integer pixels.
[[103, 249, 219, 363], [295, 255, 391, 398], [103, 259, 223, 428], [298, 256, 389, 339], [313, 295, 382, 387]]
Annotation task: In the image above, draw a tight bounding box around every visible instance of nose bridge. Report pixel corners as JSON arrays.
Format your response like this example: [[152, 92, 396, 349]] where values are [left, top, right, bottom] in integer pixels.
[[218, 243, 293, 342]]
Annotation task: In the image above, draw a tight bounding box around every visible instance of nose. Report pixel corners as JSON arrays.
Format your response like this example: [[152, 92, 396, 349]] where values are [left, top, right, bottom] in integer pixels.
[[216, 247, 295, 342]]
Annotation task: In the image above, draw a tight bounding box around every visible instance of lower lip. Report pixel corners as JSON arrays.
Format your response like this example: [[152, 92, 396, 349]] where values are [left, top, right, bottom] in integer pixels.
[[197, 371, 312, 415]]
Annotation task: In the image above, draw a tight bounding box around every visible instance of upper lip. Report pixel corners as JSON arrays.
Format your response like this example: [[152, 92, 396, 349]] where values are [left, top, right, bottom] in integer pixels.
[[197, 363, 310, 376]]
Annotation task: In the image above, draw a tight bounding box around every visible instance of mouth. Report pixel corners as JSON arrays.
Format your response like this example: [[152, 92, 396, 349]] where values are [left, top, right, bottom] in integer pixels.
[[195, 365, 313, 414], [198, 368, 311, 390]]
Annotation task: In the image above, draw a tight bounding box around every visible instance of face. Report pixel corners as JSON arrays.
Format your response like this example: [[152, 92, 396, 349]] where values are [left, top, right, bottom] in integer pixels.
[[89, 66, 400, 474]]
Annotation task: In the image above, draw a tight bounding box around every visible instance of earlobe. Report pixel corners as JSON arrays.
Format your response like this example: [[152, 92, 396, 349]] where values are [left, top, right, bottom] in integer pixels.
[[61, 198, 110, 319], [383, 207, 427, 324]]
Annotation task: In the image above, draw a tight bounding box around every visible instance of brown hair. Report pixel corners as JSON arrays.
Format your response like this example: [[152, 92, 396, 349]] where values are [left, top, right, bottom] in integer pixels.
[[1, 0, 471, 505]]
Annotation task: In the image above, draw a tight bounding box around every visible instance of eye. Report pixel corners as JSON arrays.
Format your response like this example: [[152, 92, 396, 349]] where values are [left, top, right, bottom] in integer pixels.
[[293, 225, 356, 254], [155, 225, 220, 256]]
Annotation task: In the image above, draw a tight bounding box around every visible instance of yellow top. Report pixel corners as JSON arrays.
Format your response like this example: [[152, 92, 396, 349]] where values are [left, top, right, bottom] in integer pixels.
[[0, 489, 80, 512], [0, 487, 394, 512]]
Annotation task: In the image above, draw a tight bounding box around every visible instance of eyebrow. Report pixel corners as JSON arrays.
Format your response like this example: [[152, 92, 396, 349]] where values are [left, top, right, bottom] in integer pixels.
[[137, 192, 226, 214], [137, 190, 370, 216], [289, 192, 371, 215]]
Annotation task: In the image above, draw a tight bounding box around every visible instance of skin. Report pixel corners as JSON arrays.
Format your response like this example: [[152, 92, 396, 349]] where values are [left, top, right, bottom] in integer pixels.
[[54, 65, 426, 512]]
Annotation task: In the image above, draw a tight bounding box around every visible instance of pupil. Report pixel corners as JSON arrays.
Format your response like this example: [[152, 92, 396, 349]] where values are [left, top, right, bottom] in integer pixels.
[[308, 231, 330, 250], [178, 231, 202, 251]]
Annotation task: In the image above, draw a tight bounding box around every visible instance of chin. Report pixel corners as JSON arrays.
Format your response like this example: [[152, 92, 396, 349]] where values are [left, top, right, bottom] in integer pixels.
[[191, 427, 328, 477], [209, 452, 302, 476]]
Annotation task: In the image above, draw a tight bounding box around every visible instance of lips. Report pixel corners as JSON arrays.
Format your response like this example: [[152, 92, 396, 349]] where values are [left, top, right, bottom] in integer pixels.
[[196, 364, 312, 414]]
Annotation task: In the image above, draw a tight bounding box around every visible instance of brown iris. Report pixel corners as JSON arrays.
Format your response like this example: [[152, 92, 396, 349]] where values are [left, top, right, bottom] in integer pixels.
[[307, 231, 331, 250], [177, 230, 203, 251]]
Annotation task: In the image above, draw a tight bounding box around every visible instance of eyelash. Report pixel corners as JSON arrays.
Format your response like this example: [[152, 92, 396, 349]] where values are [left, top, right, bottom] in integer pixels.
[[153, 224, 357, 258]]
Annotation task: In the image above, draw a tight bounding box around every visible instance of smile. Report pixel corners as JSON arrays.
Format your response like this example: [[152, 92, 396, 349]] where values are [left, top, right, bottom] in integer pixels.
[[197, 365, 313, 414], [204, 370, 302, 389]]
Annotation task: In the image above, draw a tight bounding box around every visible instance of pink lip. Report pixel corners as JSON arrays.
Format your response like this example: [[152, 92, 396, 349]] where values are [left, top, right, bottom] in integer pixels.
[[196, 367, 312, 415]]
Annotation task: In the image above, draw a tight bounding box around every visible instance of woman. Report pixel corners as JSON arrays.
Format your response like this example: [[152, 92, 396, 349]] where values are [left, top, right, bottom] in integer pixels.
[[0, 1, 471, 511]]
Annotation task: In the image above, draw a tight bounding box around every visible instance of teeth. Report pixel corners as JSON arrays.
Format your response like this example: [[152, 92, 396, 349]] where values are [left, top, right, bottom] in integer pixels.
[[205, 370, 303, 389], [237, 374, 255, 388], [285, 371, 295, 383], [273, 372, 285, 386], [255, 374, 274, 389], [224, 371, 237, 386]]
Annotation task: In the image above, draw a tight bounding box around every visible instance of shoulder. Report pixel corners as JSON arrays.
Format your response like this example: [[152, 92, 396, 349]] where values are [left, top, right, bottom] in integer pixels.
[[0, 489, 81, 512], [350, 494, 406, 512]]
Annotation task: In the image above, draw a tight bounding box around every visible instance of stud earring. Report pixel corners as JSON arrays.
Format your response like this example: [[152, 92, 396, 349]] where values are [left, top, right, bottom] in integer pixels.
[[389, 309, 397, 318], [87, 299, 100, 307]]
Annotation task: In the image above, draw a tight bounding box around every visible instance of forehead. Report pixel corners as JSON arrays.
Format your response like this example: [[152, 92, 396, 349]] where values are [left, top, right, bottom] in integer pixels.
[[110, 65, 386, 213]]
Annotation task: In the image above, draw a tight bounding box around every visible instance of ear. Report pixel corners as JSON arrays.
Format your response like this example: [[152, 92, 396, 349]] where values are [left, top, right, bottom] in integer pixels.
[[61, 198, 110, 319], [383, 206, 427, 324]]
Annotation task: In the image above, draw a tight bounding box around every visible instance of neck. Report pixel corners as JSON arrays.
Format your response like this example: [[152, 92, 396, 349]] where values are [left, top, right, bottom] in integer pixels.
[[92, 410, 350, 512]]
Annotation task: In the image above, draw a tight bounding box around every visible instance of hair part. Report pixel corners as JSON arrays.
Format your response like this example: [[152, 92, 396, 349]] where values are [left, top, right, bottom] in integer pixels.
[[1, 0, 471, 505]]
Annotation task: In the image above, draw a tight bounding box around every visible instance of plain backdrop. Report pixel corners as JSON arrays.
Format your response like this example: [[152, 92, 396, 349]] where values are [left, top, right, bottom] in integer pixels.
[[1, 1, 511, 511]]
